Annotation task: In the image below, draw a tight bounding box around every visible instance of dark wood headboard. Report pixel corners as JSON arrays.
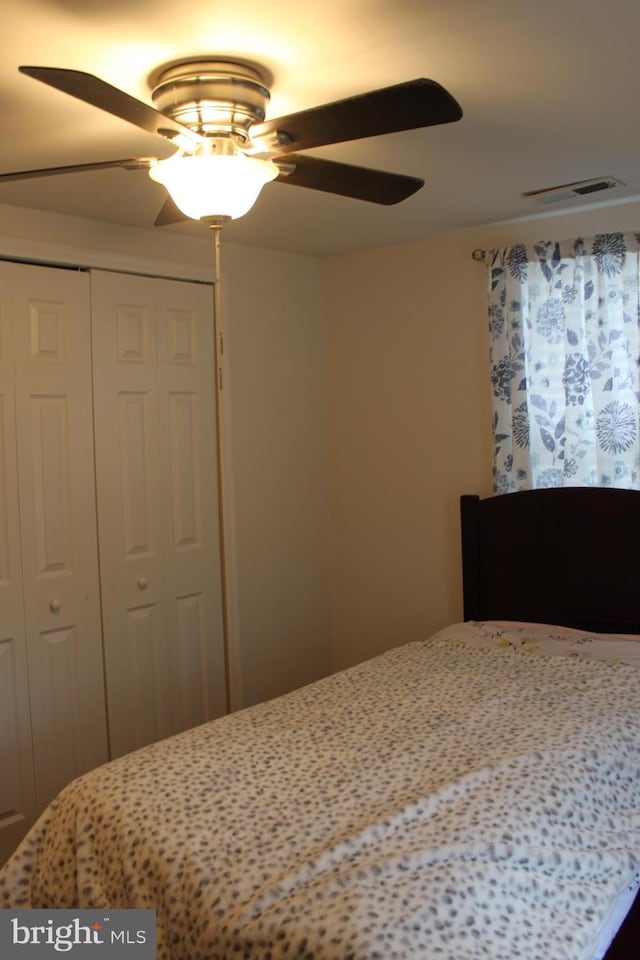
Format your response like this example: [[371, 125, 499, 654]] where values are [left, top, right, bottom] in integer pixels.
[[460, 487, 640, 635]]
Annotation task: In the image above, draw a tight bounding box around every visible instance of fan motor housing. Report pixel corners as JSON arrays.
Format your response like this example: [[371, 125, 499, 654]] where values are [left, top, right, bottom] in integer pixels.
[[151, 60, 270, 142]]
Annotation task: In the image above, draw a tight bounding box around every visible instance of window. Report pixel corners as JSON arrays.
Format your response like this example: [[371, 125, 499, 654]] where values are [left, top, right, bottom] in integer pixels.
[[487, 233, 640, 492]]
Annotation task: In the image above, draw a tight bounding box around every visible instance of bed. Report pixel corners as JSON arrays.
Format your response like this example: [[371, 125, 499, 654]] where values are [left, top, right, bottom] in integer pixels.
[[1, 487, 639, 960], [460, 487, 640, 960]]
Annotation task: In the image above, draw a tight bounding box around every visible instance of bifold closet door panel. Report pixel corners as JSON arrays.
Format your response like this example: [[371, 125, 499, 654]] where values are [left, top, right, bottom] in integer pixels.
[[0, 267, 36, 864], [155, 278, 227, 736], [91, 271, 171, 759], [91, 270, 226, 760], [7, 261, 109, 810]]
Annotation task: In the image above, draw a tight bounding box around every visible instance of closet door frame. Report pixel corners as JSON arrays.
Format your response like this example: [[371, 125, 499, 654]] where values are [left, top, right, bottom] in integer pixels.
[[0, 265, 36, 864], [0, 235, 238, 710]]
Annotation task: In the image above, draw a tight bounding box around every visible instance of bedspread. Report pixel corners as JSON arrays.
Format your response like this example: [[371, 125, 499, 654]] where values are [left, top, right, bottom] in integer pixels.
[[1, 622, 639, 960]]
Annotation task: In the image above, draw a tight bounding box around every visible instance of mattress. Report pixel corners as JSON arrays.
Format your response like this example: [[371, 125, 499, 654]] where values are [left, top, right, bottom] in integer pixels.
[[1, 621, 639, 960]]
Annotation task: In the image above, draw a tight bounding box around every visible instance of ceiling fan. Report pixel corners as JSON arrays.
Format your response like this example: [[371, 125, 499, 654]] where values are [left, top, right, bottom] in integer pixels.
[[0, 59, 463, 226]]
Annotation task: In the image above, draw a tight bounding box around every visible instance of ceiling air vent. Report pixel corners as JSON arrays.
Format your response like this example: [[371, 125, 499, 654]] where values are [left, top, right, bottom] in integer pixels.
[[524, 176, 625, 206]]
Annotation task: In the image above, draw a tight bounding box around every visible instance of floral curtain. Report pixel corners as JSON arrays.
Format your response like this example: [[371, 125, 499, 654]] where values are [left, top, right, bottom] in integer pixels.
[[488, 232, 640, 493]]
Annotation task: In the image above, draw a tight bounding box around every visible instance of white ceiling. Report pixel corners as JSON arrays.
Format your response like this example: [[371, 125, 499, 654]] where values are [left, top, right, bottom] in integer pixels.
[[1, 0, 639, 257]]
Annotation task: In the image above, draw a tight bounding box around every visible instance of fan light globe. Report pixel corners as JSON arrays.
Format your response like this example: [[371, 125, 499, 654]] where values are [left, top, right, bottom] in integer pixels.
[[149, 141, 278, 221]]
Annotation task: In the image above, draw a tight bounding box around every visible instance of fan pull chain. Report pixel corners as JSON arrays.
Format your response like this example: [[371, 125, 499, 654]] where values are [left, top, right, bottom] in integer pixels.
[[210, 221, 233, 710]]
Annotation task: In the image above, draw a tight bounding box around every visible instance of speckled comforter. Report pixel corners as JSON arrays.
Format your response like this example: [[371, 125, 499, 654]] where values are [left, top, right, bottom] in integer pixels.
[[2, 622, 640, 960]]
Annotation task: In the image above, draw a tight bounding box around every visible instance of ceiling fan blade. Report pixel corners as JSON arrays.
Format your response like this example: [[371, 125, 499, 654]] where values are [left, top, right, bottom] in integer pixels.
[[250, 78, 462, 154], [19, 66, 203, 149], [0, 157, 152, 183], [275, 154, 423, 204], [154, 195, 188, 226]]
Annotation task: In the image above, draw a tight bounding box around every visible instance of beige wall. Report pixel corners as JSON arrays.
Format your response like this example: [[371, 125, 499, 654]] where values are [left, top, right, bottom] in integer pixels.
[[324, 200, 640, 671], [222, 243, 332, 706], [323, 235, 491, 670], [0, 202, 215, 278]]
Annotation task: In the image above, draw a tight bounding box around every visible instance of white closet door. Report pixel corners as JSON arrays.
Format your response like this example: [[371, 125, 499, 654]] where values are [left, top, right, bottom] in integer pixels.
[[156, 279, 227, 735], [0, 267, 36, 864], [91, 271, 169, 757], [8, 262, 108, 810], [91, 271, 226, 759]]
